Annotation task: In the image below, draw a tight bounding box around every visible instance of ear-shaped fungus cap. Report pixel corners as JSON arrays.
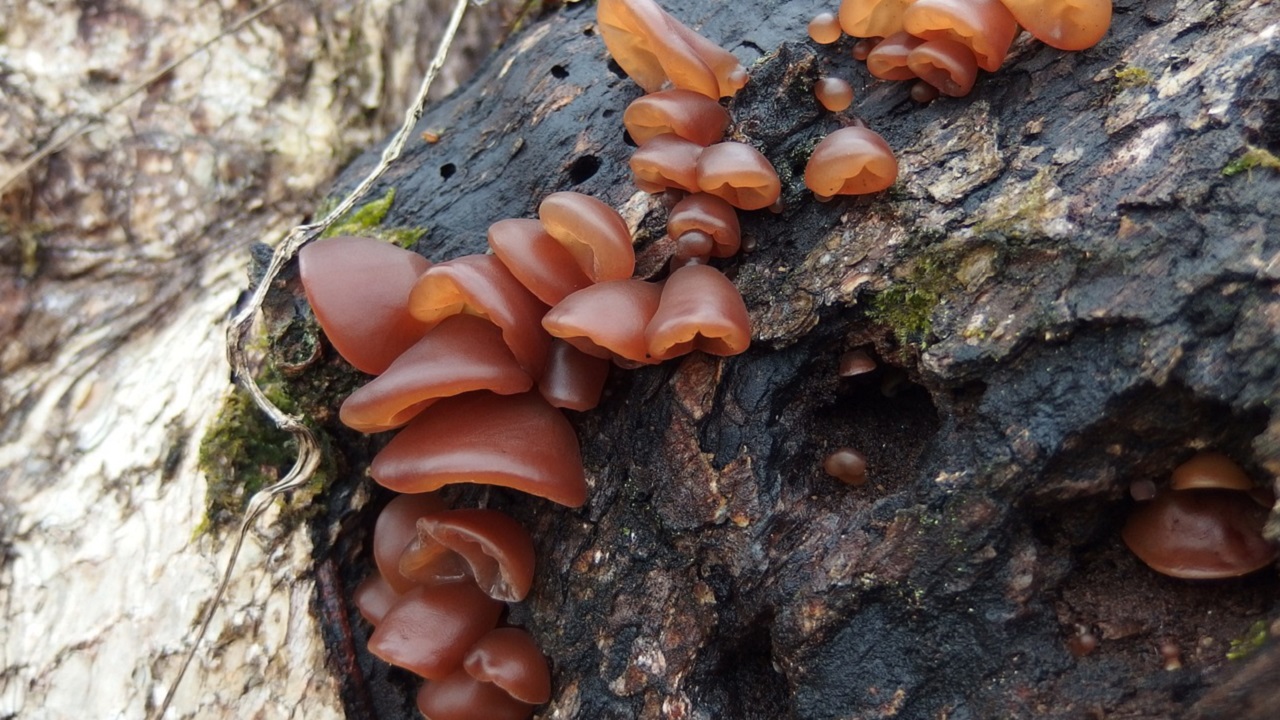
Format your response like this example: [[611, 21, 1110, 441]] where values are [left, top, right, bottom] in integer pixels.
[[353, 573, 403, 625], [542, 279, 663, 365], [538, 192, 635, 283], [907, 38, 979, 97], [538, 339, 611, 412], [667, 193, 741, 259], [646, 264, 751, 361], [417, 668, 536, 720], [903, 0, 1018, 72], [1122, 490, 1277, 579], [464, 628, 552, 704], [372, 392, 588, 508], [373, 492, 449, 593], [596, 0, 747, 99], [488, 218, 593, 306], [865, 32, 924, 81], [339, 315, 533, 433], [804, 126, 899, 198], [398, 509, 537, 602], [298, 235, 430, 375], [1000, 0, 1112, 51], [623, 89, 731, 147], [369, 581, 503, 679], [1169, 451, 1254, 492], [838, 0, 913, 38], [630, 134, 704, 194], [695, 142, 782, 211], [407, 254, 551, 377]]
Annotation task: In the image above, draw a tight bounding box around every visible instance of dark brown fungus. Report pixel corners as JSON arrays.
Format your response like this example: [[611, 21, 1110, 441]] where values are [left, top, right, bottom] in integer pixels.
[[865, 32, 923, 81], [538, 191, 636, 283], [417, 668, 534, 720], [695, 141, 782, 211], [596, 0, 747, 99], [1129, 479, 1158, 502], [339, 315, 533, 433], [902, 0, 1018, 73], [1121, 489, 1277, 579], [815, 77, 855, 111], [487, 218, 592, 307], [646, 264, 751, 361], [907, 38, 979, 97], [538, 339, 611, 411], [368, 580, 503, 679], [804, 126, 899, 198], [407, 254, 551, 378], [839, 0, 912, 38], [824, 447, 868, 486], [373, 492, 448, 593], [297, 235, 430, 375], [851, 37, 879, 62], [910, 80, 941, 103], [353, 573, 402, 626], [837, 349, 877, 377], [464, 628, 552, 705], [630, 133, 704, 193], [371, 392, 588, 508], [623, 89, 730, 146], [808, 12, 843, 44], [542, 279, 663, 365], [399, 509, 537, 603], [1170, 451, 1254, 492], [667, 193, 741, 259], [1001, 0, 1112, 51]]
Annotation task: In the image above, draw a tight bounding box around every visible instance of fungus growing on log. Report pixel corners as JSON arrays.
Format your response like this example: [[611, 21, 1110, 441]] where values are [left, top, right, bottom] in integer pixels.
[[695, 141, 782, 211], [488, 218, 593, 306], [372, 492, 448, 593], [538, 191, 636, 283], [824, 447, 868, 486], [623, 89, 731, 146], [804, 126, 899, 198], [596, 0, 747, 99], [815, 77, 855, 111], [537, 339, 611, 411], [1169, 451, 1254, 492], [630, 133, 704, 193], [417, 667, 538, 720], [902, 0, 1018, 73], [839, 0, 913, 38], [371, 392, 588, 508], [297, 235, 430, 375], [808, 12, 843, 45], [645, 264, 751, 361], [463, 628, 553, 705], [667, 193, 741, 261], [907, 39, 979, 97], [542, 279, 664, 365], [999, 0, 1113, 51], [838, 349, 877, 377], [353, 573, 402, 625], [865, 32, 924, 81], [368, 580, 505, 679], [398, 509, 537, 603]]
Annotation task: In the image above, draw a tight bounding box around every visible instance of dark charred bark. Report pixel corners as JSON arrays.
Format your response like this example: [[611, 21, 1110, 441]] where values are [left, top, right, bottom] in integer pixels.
[[276, 1, 1280, 718]]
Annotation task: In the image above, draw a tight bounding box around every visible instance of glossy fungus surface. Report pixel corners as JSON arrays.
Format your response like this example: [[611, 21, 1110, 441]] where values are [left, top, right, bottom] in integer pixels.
[[907, 38, 979, 97], [538, 339, 611, 411], [596, 0, 747, 98], [538, 191, 636, 283], [815, 77, 855, 111], [623, 89, 730, 146], [488, 218, 593, 306], [542, 279, 663, 364], [368, 581, 504, 679], [865, 32, 923, 81], [417, 668, 535, 720], [298, 235, 430, 375], [1122, 490, 1277, 579], [695, 141, 782, 211], [646, 264, 751, 360], [804, 126, 899, 197], [1169, 451, 1254, 492], [398, 509, 537, 602], [463, 628, 552, 704], [373, 492, 448, 593], [667, 193, 741, 259], [630, 134, 704, 193], [839, 0, 913, 38], [903, 0, 1018, 72], [1000, 0, 1112, 51], [824, 447, 868, 486], [808, 12, 843, 44]]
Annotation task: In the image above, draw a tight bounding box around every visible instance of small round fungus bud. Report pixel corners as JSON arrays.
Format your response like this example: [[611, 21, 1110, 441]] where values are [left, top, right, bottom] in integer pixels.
[[804, 126, 899, 198], [808, 12, 843, 44], [910, 80, 940, 104], [838, 349, 877, 377], [815, 77, 855, 112], [852, 38, 879, 62], [1129, 479, 1157, 502], [865, 32, 922, 81], [824, 447, 868, 486]]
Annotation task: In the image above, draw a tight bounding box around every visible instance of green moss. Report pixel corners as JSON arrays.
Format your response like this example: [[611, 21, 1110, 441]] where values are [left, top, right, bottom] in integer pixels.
[[1113, 66, 1154, 90], [870, 283, 939, 347], [971, 168, 1055, 241], [317, 187, 428, 247], [1222, 146, 1280, 177], [1226, 620, 1269, 661]]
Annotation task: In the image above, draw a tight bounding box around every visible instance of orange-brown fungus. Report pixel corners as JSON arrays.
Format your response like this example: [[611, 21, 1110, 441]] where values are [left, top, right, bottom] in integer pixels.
[[667, 193, 741, 259], [865, 32, 923, 81], [646, 264, 751, 361], [417, 669, 534, 720], [353, 574, 402, 625], [1169, 451, 1254, 492], [623, 89, 730, 146], [373, 492, 448, 594], [1000, 0, 1112, 51], [695, 141, 782, 211], [910, 80, 941, 103], [406, 254, 551, 377], [903, 0, 1018, 72], [596, 0, 747, 99], [488, 218, 592, 307], [824, 447, 868, 486], [298, 235, 430, 375], [630, 134, 704, 193], [464, 628, 552, 705], [538, 191, 636, 283], [804, 126, 899, 198], [838, 349, 876, 377], [339, 314, 532, 433], [538, 339, 611, 411], [1122, 489, 1277, 579], [839, 0, 912, 38], [815, 77, 855, 111], [907, 38, 979, 97], [542, 279, 663, 365], [808, 12, 843, 44], [851, 37, 879, 62], [398, 509, 537, 602], [371, 392, 588, 507], [369, 581, 504, 679]]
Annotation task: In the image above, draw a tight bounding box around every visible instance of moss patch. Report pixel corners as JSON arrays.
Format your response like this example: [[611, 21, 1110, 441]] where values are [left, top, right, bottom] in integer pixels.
[[317, 187, 427, 248], [1113, 66, 1154, 90], [1226, 620, 1269, 661], [869, 252, 959, 348], [1222, 146, 1280, 177]]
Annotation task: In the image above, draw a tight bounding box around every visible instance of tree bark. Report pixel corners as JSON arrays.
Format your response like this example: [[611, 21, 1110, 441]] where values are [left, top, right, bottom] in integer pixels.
[[280, 1, 1280, 719]]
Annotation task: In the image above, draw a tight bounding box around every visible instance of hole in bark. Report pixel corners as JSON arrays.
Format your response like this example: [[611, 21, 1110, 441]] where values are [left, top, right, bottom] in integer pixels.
[[439, 163, 456, 179], [567, 155, 600, 185], [607, 58, 627, 80], [686, 613, 789, 717], [602, 108, 615, 118], [623, 129, 637, 148], [551, 64, 569, 79]]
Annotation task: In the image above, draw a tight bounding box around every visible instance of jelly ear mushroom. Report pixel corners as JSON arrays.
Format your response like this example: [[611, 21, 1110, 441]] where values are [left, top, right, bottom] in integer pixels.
[[542, 279, 663, 366], [399, 509, 537, 602], [1000, 0, 1113, 51], [839, 0, 913, 38], [298, 235, 430, 375], [695, 142, 782, 211], [488, 218, 592, 307], [463, 628, 552, 705], [1121, 489, 1277, 579], [368, 580, 504, 679], [804, 126, 899, 198], [824, 447, 868, 486], [596, 0, 747, 99], [903, 0, 1018, 73], [865, 32, 924, 81], [538, 191, 636, 283], [667, 193, 741, 260], [1169, 451, 1254, 492], [538, 339, 611, 412], [629, 134, 704, 194], [623, 89, 730, 146], [907, 39, 979, 97], [417, 668, 536, 720], [373, 492, 448, 594], [646, 264, 751, 361]]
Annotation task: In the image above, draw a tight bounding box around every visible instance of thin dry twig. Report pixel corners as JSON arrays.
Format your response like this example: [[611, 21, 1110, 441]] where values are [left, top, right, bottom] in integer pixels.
[[153, 0, 474, 716]]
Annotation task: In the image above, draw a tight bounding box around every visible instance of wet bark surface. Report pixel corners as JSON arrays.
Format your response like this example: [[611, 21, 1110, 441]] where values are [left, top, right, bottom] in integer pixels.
[[273, 1, 1280, 719]]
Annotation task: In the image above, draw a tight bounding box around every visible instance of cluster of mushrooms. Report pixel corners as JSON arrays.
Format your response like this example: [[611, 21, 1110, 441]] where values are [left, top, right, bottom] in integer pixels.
[[809, 0, 1113, 102]]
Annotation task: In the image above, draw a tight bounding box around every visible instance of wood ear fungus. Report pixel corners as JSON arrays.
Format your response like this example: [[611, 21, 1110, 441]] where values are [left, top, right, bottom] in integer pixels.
[[542, 279, 663, 365], [824, 447, 868, 486], [902, 0, 1018, 73], [999, 0, 1113, 51], [596, 0, 747, 99], [804, 126, 899, 198], [865, 32, 924, 81], [462, 628, 553, 705], [907, 39, 979, 97], [488, 218, 593, 306], [368, 580, 505, 679], [623, 89, 730, 146], [815, 77, 855, 112], [646, 264, 751, 361], [667, 193, 741, 261], [538, 339, 611, 411], [297, 235, 430, 375], [630, 134, 704, 193], [808, 12, 843, 45], [695, 141, 783, 211], [839, 0, 913, 38], [1169, 451, 1254, 492], [373, 492, 449, 593], [399, 509, 537, 603], [538, 191, 636, 283]]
